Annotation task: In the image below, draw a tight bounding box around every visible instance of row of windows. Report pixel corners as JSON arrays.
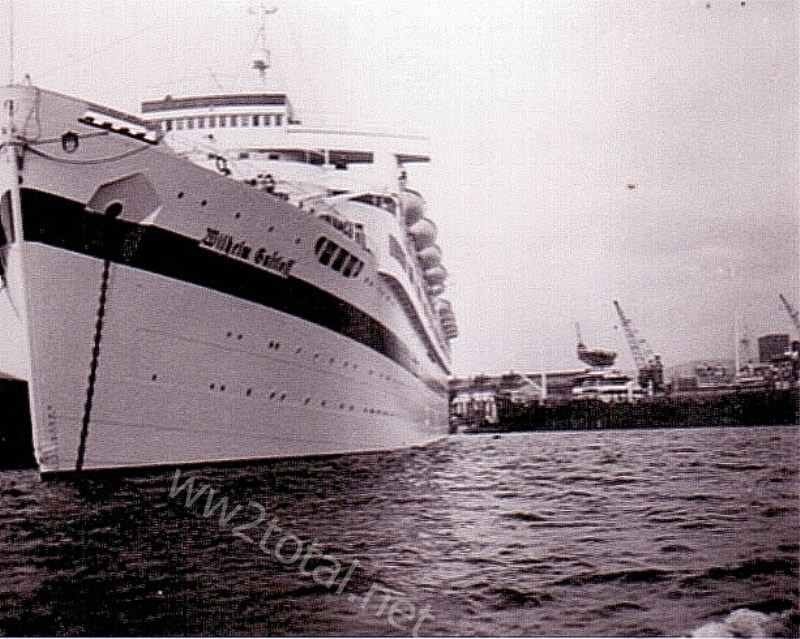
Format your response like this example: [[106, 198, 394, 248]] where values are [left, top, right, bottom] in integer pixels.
[[216, 328, 408, 385], [161, 113, 284, 132], [314, 236, 364, 278], [149, 374, 399, 416], [352, 194, 397, 216]]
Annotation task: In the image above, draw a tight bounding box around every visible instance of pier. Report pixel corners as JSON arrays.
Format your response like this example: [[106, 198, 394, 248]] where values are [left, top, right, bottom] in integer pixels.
[[450, 386, 799, 433]]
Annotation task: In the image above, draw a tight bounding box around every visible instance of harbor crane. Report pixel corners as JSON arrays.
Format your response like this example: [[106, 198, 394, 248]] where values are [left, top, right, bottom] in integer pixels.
[[612, 300, 664, 393], [779, 294, 800, 335]]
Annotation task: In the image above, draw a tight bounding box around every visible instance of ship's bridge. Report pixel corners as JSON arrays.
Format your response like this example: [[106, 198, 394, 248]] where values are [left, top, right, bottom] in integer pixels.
[[142, 92, 298, 132], [141, 92, 430, 172]]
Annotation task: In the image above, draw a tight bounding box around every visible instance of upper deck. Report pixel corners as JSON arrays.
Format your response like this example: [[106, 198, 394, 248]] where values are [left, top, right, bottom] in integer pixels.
[[141, 92, 430, 165]]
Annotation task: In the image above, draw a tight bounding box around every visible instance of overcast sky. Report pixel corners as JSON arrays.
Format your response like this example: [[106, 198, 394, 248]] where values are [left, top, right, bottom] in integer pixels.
[[4, 0, 798, 376]]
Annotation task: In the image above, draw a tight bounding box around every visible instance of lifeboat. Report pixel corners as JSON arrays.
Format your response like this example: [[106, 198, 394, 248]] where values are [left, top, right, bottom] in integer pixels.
[[397, 190, 425, 226], [417, 244, 442, 270], [408, 217, 437, 251], [424, 264, 447, 285]]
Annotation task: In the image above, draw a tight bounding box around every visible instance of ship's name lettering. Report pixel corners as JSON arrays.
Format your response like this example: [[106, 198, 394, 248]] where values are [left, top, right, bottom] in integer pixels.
[[201, 228, 295, 278]]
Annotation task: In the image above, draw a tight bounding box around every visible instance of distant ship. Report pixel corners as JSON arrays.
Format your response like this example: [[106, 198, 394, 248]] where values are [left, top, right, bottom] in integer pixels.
[[571, 369, 643, 403], [0, 31, 456, 474]]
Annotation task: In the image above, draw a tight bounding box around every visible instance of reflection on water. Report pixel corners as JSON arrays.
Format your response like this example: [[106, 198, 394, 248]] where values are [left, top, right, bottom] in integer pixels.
[[0, 425, 797, 636]]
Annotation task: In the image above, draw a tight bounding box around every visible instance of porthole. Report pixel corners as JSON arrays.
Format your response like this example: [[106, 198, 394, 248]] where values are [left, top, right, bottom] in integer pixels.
[[201, 199, 208, 207], [268, 226, 274, 232], [304, 397, 311, 405], [246, 388, 252, 397], [235, 212, 241, 219], [227, 331, 233, 338], [151, 374, 158, 381], [294, 238, 301, 245], [269, 391, 276, 399], [279, 393, 286, 401], [177, 192, 184, 199], [210, 383, 215, 390], [295, 347, 302, 354], [220, 385, 226, 391], [237, 334, 243, 340]]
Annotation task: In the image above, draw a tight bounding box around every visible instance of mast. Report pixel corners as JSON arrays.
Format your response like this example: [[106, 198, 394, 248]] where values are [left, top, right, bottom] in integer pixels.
[[8, 0, 14, 85], [249, 3, 278, 85], [3, 95, 23, 241]]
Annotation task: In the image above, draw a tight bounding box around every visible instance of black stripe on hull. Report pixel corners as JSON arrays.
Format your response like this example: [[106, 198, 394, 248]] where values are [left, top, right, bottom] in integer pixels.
[[20, 188, 449, 397]]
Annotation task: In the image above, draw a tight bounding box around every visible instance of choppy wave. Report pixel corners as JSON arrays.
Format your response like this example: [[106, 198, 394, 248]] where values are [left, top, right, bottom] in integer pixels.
[[0, 425, 797, 636], [689, 607, 799, 638]]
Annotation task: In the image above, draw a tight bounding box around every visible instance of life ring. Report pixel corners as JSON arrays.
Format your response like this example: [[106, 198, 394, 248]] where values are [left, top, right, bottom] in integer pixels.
[[215, 155, 229, 174]]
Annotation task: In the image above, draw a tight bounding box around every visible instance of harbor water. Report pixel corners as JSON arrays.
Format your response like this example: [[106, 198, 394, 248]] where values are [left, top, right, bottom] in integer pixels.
[[0, 425, 797, 636]]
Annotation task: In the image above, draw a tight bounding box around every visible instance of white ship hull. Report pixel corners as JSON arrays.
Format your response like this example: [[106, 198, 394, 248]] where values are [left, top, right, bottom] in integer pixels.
[[18, 244, 445, 474], [0, 85, 452, 475]]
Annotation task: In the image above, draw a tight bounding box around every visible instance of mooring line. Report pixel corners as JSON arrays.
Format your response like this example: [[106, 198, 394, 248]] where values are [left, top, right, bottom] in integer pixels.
[[76, 256, 112, 472]]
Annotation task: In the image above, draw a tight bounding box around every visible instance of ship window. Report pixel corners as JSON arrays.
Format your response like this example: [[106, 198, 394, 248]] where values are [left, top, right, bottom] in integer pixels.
[[230, 116, 238, 127], [331, 247, 349, 272], [164, 120, 173, 131], [176, 119, 184, 130], [252, 115, 260, 126], [268, 153, 279, 160], [275, 114, 283, 126], [351, 261, 364, 278], [198, 117, 205, 129], [0, 191, 12, 245], [187, 118, 194, 129], [219, 116, 226, 127], [263, 115, 272, 127], [314, 236, 327, 255], [241, 115, 249, 127], [354, 223, 366, 249], [342, 254, 360, 277], [318, 240, 338, 266], [208, 115, 216, 127]]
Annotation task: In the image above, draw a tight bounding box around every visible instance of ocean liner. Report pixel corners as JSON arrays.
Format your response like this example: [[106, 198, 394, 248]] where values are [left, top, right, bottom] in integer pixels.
[[0, 54, 456, 474]]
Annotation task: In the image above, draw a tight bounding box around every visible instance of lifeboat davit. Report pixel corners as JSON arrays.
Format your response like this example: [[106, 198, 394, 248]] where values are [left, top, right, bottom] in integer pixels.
[[408, 217, 437, 250], [437, 299, 458, 338], [417, 244, 442, 270], [398, 191, 425, 226], [424, 264, 447, 285]]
